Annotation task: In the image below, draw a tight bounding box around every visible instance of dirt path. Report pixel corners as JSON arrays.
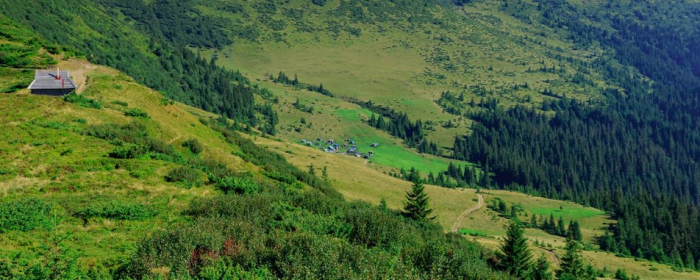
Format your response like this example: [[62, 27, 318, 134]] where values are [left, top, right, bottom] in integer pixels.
[[451, 193, 485, 233]]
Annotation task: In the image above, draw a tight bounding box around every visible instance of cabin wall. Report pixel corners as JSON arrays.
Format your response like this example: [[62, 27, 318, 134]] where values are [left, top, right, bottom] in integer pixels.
[[30, 89, 75, 96]]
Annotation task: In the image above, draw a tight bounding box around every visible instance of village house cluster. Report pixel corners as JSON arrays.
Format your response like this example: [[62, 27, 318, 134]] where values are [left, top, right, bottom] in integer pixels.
[[300, 138, 379, 159]]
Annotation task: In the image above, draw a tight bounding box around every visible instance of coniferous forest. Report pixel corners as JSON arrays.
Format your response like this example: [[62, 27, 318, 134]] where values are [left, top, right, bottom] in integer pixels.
[[448, 0, 700, 268]]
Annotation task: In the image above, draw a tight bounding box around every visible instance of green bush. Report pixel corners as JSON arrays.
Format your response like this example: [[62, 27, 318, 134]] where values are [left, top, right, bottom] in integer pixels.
[[0, 198, 51, 232], [109, 144, 147, 159], [75, 201, 153, 221], [124, 108, 149, 118], [111, 100, 128, 107], [182, 138, 204, 154], [120, 192, 508, 280], [215, 177, 260, 194], [165, 166, 203, 188], [64, 93, 101, 109]]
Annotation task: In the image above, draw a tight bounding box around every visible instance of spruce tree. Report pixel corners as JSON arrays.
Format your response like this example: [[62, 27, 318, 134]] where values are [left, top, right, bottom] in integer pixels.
[[322, 166, 329, 182], [401, 175, 434, 220], [531, 254, 553, 280], [378, 197, 388, 212], [557, 217, 566, 236], [568, 220, 583, 241], [558, 238, 585, 280], [498, 221, 533, 278], [530, 214, 538, 228]]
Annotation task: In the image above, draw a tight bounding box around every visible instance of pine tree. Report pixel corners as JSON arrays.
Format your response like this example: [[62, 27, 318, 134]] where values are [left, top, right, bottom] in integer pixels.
[[557, 217, 566, 236], [531, 254, 553, 280], [308, 163, 315, 176], [530, 214, 538, 228], [568, 220, 583, 241], [401, 175, 434, 221], [558, 238, 585, 280], [322, 166, 329, 182], [498, 221, 533, 278], [378, 197, 388, 212]]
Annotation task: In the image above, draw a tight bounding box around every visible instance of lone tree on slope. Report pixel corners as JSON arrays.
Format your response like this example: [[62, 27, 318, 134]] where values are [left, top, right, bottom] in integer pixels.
[[402, 174, 434, 221], [498, 221, 533, 278]]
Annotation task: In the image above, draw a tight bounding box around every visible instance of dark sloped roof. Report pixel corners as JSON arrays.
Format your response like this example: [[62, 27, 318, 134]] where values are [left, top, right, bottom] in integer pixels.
[[28, 70, 77, 90]]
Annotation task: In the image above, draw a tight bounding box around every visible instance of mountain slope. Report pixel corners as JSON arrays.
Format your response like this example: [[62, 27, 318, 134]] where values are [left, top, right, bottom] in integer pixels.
[[0, 31, 507, 279]]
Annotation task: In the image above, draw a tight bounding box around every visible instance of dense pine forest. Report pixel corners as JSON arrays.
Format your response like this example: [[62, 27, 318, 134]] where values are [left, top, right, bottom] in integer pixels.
[[446, 0, 700, 269]]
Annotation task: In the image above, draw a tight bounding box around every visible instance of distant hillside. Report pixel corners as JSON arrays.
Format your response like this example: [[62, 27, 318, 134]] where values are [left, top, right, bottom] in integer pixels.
[[189, 0, 700, 271]]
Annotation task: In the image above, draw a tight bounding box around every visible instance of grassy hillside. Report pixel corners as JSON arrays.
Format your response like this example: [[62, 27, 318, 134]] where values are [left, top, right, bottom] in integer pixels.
[[197, 0, 614, 146], [0, 51, 510, 278]]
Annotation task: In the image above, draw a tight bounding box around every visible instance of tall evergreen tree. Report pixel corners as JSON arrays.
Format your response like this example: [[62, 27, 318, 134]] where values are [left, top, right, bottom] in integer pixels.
[[557, 217, 566, 236], [401, 175, 434, 220], [498, 221, 533, 278], [531, 254, 553, 280], [558, 238, 585, 280], [567, 220, 583, 241]]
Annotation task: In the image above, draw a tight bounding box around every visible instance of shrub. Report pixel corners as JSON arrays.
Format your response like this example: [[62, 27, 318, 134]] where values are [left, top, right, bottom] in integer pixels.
[[111, 100, 128, 107], [124, 108, 149, 118], [75, 201, 153, 221], [183, 138, 204, 154], [109, 144, 147, 159], [64, 93, 101, 109], [0, 198, 51, 232], [215, 177, 260, 194], [165, 166, 203, 188]]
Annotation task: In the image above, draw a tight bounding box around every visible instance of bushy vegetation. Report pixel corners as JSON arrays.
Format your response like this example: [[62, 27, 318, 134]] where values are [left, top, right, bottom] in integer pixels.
[[0, 199, 51, 233], [63, 93, 101, 109], [118, 191, 508, 279], [123, 108, 149, 118], [85, 122, 179, 160], [165, 166, 204, 188], [214, 176, 260, 195], [182, 138, 204, 154], [75, 200, 153, 221]]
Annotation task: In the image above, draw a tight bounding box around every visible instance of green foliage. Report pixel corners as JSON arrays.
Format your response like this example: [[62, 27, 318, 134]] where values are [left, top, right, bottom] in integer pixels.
[[63, 93, 101, 109], [75, 200, 153, 221], [1, 81, 27, 93], [119, 191, 508, 279], [182, 138, 204, 154], [165, 166, 204, 188], [0, 198, 51, 232], [531, 254, 553, 280], [558, 238, 588, 280], [108, 144, 147, 159], [498, 221, 532, 278], [401, 175, 434, 221], [85, 122, 180, 160], [111, 100, 128, 107], [124, 108, 149, 118], [215, 176, 260, 195]]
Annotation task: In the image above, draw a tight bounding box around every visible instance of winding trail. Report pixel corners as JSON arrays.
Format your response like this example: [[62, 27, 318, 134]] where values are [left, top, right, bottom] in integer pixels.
[[451, 193, 485, 233]]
